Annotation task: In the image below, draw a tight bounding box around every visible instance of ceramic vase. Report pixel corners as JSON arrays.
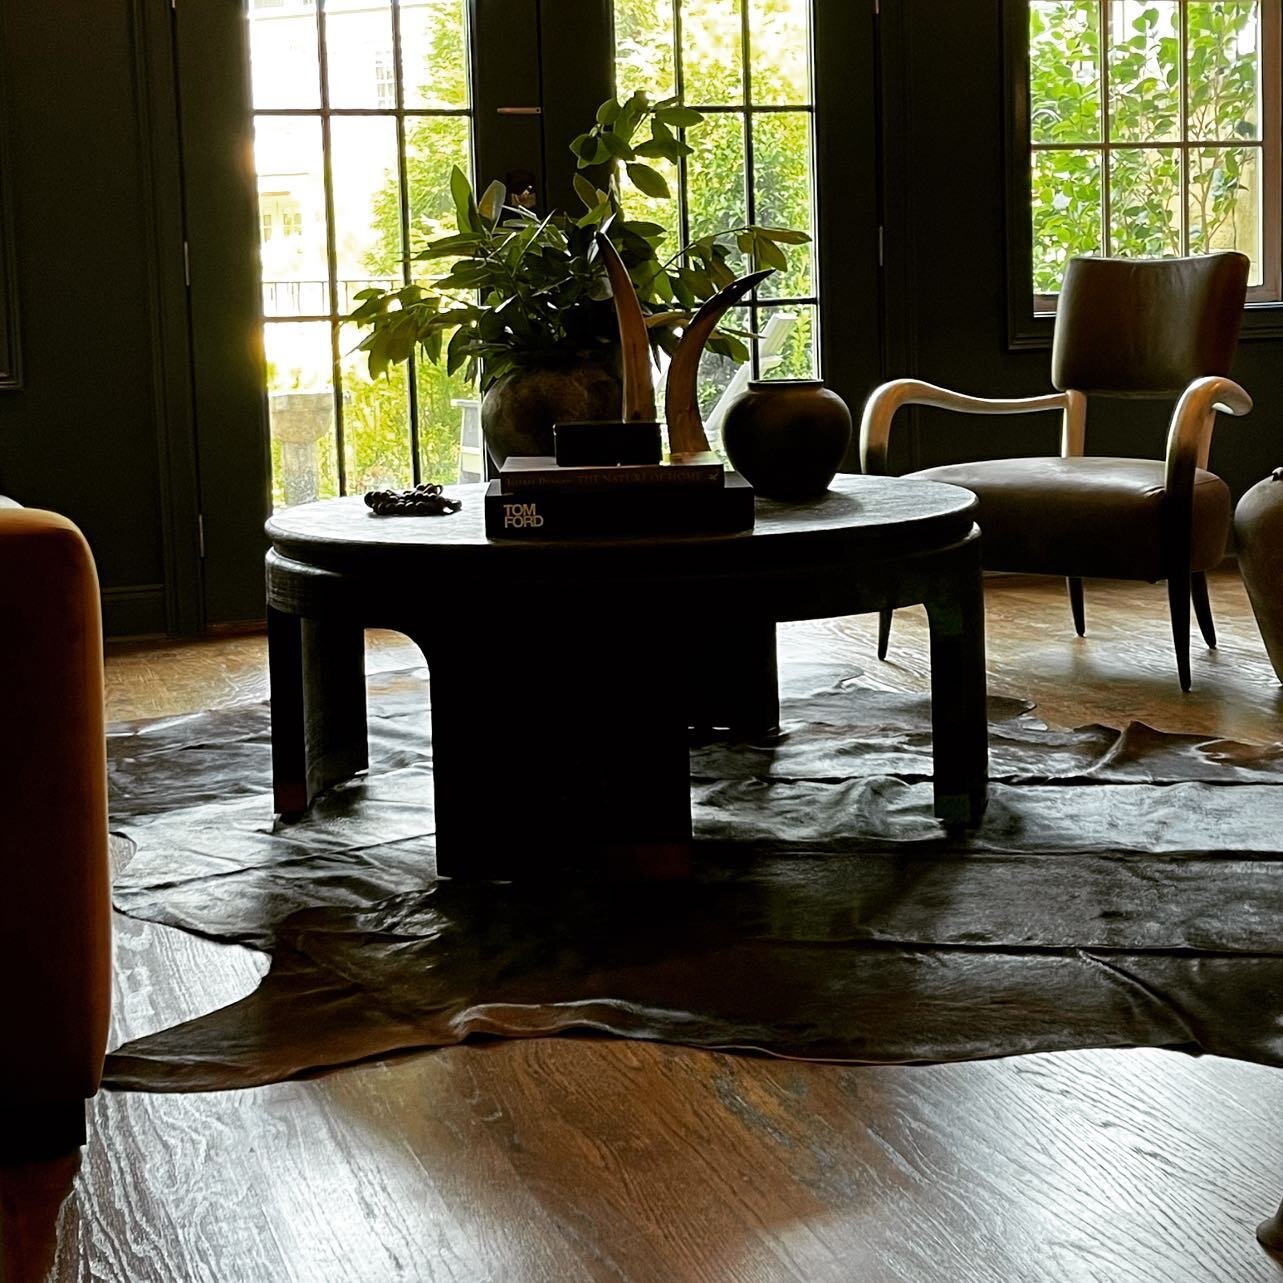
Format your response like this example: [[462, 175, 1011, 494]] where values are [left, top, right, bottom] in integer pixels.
[[721, 379, 852, 502], [481, 356, 622, 467], [1234, 467, 1283, 684]]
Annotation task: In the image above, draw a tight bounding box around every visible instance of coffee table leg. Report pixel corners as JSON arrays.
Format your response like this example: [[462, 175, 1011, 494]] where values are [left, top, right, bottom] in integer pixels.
[[923, 538, 989, 827], [423, 622, 692, 879], [269, 607, 368, 816]]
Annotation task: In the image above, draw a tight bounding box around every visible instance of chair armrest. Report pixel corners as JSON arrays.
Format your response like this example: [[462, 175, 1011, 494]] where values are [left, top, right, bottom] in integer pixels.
[[1163, 375, 1252, 523], [859, 379, 1084, 474]]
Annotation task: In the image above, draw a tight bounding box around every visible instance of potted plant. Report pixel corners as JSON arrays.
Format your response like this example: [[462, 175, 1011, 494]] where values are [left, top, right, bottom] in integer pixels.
[[350, 90, 809, 466]]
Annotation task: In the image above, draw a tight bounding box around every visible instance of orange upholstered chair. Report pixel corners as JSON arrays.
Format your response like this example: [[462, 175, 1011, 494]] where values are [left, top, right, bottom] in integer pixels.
[[0, 506, 111, 1160]]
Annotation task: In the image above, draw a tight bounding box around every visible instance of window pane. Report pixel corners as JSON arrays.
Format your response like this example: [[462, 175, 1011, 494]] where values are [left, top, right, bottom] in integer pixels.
[[416, 349, 479, 484], [699, 304, 750, 452], [1109, 147, 1182, 256], [1187, 2, 1262, 141], [400, 0, 471, 109], [748, 0, 811, 105], [751, 111, 814, 298], [330, 118, 403, 315], [681, 0, 744, 106], [266, 322, 338, 510], [255, 117, 330, 318], [756, 303, 816, 379], [248, 1, 320, 110], [1189, 146, 1263, 283], [1108, 1, 1180, 142], [687, 112, 747, 272], [323, 0, 394, 109], [405, 114, 473, 274], [340, 322, 413, 494], [1032, 149, 1103, 295], [1029, 1, 1102, 144], [614, 0, 677, 102]]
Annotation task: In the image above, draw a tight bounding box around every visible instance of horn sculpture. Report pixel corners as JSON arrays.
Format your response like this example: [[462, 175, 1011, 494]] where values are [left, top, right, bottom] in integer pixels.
[[597, 231, 773, 453], [664, 268, 771, 454], [598, 234, 657, 423]]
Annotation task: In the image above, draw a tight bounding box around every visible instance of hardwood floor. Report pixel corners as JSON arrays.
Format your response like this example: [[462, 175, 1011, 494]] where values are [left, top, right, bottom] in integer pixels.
[[7, 570, 1283, 1283]]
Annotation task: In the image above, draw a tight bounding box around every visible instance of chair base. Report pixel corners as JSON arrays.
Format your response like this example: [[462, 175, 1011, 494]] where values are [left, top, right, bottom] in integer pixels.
[[878, 572, 1216, 691], [0, 1099, 88, 1164]]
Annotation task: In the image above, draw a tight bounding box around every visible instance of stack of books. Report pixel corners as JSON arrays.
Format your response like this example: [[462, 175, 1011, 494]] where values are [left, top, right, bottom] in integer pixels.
[[484, 451, 756, 539]]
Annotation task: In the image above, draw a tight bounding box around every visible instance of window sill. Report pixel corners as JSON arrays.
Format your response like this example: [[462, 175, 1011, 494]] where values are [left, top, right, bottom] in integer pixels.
[[1008, 301, 1283, 352]]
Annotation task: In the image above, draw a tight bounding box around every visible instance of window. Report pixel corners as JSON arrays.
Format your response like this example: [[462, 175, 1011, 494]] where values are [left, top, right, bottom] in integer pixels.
[[247, 0, 474, 508], [1008, 0, 1281, 338], [613, 0, 819, 417]]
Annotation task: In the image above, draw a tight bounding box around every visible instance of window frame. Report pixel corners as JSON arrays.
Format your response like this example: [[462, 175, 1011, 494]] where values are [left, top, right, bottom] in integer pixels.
[[1004, 0, 1283, 348]]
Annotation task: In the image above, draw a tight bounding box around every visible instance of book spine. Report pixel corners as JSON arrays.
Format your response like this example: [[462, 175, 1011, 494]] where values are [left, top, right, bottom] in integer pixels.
[[499, 467, 723, 495], [485, 483, 754, 539]]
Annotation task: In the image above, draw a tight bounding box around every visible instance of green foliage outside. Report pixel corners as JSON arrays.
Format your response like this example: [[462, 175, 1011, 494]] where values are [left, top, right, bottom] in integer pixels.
[[342, 0, 817, 490], [1030, 0, 1262, 296]]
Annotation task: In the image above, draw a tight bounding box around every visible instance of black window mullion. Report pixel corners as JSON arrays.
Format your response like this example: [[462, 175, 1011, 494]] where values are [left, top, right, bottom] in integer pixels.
[[1099, 0, 1111, 256], [316, 0, 347, 495], [740, 0, 760, 377], [672, 0, 691, 254], [1180, 0, 1191, 255], [390, 0, 422, 485]]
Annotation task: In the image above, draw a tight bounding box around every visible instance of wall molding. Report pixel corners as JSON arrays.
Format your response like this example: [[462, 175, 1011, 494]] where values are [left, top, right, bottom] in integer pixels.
[[0, 7, 22, 391], [102, 582, 168, 640]]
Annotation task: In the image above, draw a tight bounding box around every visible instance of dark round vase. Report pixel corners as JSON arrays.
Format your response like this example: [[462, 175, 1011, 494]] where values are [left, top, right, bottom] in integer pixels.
[[721, 379, 853, 502], [481, 358, 622, 466], [1234, 466, 1283, 685]]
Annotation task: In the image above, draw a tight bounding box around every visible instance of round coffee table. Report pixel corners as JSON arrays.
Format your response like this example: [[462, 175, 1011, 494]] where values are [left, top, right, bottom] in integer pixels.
[[265, 474, 986, 877]]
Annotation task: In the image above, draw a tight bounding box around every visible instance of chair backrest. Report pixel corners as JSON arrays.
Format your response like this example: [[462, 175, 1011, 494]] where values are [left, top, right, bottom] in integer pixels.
[[1051, 252, 1249, 398]]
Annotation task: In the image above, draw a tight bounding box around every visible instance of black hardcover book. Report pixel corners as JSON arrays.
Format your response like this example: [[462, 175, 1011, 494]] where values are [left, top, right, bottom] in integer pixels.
[[499, 452, 723, 495], [485, 473, 755, 539], [553, 420, 663, 466]]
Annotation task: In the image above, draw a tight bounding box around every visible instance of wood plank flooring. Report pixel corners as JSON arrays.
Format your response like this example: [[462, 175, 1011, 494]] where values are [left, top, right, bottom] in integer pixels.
[[6, 570, 1283, 1283]]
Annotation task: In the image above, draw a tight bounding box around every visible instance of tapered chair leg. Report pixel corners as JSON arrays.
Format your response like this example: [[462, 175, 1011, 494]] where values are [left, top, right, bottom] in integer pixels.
[[877, 608, 893, 661], [1168, 574, 1193, 692], [1191, 571, 1216, 648], [1067, 577, 1085, 636]]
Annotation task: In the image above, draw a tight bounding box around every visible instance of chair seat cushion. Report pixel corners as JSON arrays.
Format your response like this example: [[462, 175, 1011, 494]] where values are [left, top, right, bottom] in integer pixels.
[[905, 456, 1230, 581]]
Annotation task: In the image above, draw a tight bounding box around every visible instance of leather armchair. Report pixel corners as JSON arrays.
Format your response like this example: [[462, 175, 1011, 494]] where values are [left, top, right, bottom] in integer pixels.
[[861, 253, 1252, 690], [0, 507, 111, 1160]]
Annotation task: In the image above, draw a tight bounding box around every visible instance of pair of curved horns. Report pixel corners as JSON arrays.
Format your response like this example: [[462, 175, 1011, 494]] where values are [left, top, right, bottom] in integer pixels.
[[598, 233, 771, 455]]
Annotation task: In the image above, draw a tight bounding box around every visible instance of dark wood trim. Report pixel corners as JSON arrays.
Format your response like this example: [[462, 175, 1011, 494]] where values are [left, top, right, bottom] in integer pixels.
[[1002, 0, 1043, 351], [470, 0, 545, 211], [174, 0, 272, 628], [876, 0, 924, 472], [814, 0, 883, 469], [102, 583, 169, 641], [130, 0, 204, 636], [537, 0, 613, 218], [0, 4, 22, 392]]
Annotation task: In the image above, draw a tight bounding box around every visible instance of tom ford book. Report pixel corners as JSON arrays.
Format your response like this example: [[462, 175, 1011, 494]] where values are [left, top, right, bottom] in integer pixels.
[[484, 473, 755, 539]]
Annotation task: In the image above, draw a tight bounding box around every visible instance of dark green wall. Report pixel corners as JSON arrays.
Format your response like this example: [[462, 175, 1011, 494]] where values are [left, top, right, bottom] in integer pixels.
[[881, 0, 1283, 501], [0, 0, 191, 637]]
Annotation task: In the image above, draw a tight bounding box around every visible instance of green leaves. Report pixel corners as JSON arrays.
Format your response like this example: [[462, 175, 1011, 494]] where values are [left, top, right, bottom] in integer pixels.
[[350, 93, 808, 392], [625, 162, 670, 198]]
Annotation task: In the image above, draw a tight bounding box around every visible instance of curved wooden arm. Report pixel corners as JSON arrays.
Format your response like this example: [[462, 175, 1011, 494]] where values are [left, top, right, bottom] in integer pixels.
[[1164, 375, 1252, 486], [859, 379, 1084, 475]]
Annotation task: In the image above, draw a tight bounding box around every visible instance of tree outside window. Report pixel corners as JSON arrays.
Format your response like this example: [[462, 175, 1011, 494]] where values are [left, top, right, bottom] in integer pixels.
[[1027, 0, 1280, 308]]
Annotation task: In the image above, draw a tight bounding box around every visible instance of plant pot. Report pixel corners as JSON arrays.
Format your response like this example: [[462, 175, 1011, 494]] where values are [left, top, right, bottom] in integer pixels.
[[1234, 466, 1283, 684], [721, 379, 852, 502], [481, 358, 622, 467]]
